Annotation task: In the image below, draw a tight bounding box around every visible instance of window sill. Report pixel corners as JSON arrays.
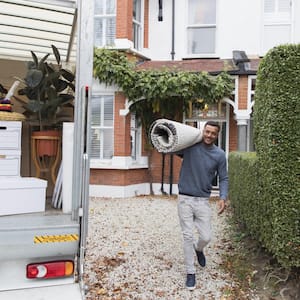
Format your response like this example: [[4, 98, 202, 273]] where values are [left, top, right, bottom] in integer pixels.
[[90, 156, 148, 170], [183, 53, 219, 59]]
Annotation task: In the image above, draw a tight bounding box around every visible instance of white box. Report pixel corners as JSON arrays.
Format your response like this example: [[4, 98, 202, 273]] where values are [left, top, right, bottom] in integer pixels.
[[0, 154, 21, 176], [0, 121, 22, 151], [0, 177, 47, 216]]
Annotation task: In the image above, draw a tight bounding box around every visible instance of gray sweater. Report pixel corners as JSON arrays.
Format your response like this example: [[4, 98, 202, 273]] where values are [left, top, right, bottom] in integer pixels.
[[177, 142, 228, 200]]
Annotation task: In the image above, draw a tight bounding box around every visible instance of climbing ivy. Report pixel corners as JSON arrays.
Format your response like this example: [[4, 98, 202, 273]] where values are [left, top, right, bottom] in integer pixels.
[[94, 48, 233, 134]]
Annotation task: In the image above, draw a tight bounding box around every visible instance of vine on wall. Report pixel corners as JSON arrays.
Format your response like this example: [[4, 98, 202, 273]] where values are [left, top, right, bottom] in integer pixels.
[[94, 48, 233, 134]]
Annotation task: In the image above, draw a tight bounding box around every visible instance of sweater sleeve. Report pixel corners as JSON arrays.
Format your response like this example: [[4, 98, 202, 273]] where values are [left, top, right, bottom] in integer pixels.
[[218, 154, 229, 200]]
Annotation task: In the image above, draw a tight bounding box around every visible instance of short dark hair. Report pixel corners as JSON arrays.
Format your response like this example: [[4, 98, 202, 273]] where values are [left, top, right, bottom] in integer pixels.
[[204, 121, 220, 131]]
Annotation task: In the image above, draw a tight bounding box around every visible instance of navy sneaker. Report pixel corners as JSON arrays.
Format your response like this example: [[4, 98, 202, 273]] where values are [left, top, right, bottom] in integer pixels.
[[186, 274, 196, 290], [195, 249, 206, 267]]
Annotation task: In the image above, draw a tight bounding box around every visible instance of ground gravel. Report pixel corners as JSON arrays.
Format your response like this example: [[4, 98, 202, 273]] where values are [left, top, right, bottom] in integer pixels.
[[84, 196, 258, 300]]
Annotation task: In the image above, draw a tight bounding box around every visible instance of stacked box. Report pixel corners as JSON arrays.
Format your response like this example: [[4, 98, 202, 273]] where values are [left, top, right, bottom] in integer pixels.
[[0, 121, 47, 215]]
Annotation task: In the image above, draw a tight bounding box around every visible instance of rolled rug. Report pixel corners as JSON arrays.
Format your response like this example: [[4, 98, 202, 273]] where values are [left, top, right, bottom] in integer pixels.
[[150, 119, 202, 153]]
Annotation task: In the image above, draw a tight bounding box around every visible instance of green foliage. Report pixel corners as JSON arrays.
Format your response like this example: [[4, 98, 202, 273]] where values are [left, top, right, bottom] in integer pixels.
[[230, 44, 300, 268], [18, 45, 75, 130], [94, 48, 233, 135], [228, 152, 262, 236]]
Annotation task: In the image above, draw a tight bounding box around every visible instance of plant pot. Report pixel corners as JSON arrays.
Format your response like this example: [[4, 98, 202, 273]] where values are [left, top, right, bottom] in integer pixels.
[[32, 130, 60, 157], [31, 130, 61, 185]]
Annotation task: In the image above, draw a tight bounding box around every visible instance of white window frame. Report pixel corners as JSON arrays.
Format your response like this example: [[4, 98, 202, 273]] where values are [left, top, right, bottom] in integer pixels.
[[94, 0, 116, 47], [90, 92, 114, 165], [186, 0, 217, 58], [261, 0, 293, 54], [130, 112, 142, 161], [133, 0, 144, 51]]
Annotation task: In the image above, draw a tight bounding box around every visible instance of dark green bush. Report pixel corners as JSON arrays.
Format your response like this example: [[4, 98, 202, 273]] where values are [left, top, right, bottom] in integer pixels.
[[228, 152, 262, 236], [229, 44, 300, 268]]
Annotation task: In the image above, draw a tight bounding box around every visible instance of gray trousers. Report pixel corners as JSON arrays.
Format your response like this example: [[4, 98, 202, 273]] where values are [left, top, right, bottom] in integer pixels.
[[178, 194, 212, 274]]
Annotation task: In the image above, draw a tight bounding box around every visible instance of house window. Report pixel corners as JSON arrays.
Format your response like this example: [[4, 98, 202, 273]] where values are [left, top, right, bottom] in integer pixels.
[[133, 0, 143, 51], [262, 0, 292, 53], [94, 0, 116, 47], [90, 94, 114, 160], [187, 0, 216, 55], [130, 113, 141, 160]]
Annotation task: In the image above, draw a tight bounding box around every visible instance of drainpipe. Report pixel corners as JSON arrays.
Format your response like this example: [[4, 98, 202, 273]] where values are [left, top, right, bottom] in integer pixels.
[[171, 0, 175, 60], [169, 0, 175, 194], [158, 0, 163, 21]]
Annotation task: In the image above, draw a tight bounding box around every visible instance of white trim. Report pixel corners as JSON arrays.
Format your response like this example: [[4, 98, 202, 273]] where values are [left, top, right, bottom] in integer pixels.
[[90, 155, 148, 169], [114, 38, 134, 49], [89, 183, 150, 198], [89, 183, 220, 198]]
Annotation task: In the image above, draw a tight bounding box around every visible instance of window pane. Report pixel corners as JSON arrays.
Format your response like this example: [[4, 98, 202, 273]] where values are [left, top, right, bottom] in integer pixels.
[[94, 18, 116, 47], [95, 0, 103, 15], [94, 18, 104, 47], [91, 96, 101, 126], [91, 95, 114, 160], [188, 0, 216, 24], [103, 128, 113, 159], [187, 27, 215, 54], [106, 0, 116, 14], [133, 0, 141, 22], [103, 96, 113, 126], [106, 18, 116, 46], [264, 0, 275, 12], [263, 24, 291, 50], [91, 128, 100, 158]]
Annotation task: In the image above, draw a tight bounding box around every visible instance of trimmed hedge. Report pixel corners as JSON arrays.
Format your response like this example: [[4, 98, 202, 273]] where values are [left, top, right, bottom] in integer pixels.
[[229, 44, 300, 268], [228, 152, 261, 236]]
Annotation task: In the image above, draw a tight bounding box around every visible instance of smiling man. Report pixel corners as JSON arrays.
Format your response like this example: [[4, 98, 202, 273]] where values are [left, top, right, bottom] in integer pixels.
[[176, 121, 228, 290]]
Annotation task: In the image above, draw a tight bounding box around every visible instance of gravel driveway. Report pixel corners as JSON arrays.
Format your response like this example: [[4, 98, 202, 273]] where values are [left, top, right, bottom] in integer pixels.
[[84, 196, 257, 300]]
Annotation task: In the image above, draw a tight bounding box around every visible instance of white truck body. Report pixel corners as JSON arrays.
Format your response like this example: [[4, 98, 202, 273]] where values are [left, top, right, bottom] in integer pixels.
[[0, 0, 94, 298]]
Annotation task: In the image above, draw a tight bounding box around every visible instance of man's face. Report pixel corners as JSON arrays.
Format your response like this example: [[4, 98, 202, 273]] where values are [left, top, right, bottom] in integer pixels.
[[202, 125, 219, 145]]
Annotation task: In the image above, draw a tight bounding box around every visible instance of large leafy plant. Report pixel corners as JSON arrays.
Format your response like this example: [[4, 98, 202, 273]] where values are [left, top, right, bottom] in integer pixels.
[[18, 45, 75, 131], [94, 48, 234, 135]]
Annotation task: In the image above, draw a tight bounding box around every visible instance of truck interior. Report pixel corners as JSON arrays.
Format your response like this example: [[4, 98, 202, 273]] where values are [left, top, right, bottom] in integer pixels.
[[0, 0, 93, 298]]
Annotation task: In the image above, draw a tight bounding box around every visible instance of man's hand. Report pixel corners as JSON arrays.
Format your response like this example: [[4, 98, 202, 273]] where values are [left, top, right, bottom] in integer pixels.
[[217, 199, 226, 215]]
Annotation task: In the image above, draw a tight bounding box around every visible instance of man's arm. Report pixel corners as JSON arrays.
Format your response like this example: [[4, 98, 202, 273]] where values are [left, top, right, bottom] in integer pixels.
[[218, 154, 229, 215]]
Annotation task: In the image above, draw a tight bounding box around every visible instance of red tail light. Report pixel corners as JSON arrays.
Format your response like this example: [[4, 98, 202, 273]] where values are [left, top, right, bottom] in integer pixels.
[[26, 260, 74, 279]]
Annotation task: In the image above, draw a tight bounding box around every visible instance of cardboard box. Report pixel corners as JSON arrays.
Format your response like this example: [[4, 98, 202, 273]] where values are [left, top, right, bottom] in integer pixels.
[[0, 177, 47, 216]]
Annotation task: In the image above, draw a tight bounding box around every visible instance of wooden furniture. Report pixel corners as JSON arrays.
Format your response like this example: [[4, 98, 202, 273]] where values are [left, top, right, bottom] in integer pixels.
[[31, 133, 61, 185]]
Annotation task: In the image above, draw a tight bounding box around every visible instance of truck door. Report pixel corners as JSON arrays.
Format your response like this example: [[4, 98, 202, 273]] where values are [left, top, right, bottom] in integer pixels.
[[0, 0, 94, 299]]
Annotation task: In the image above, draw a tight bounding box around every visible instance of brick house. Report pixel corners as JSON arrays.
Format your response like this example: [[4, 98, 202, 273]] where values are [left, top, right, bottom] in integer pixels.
[[0, 0, 298, 198], [89, 0, 299, 197]]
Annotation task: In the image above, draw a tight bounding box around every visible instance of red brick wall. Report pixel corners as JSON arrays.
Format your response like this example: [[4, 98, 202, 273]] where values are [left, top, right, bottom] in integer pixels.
[[238, 75, 248, 110], [116, 0, 133, 40], [114, 92, 131, 156], [90, 168, 149, 185], [229, 105, 238, 151], [144, 0, 149, 48], [150, 150, 181, 184], [116, 0, 149, 48]]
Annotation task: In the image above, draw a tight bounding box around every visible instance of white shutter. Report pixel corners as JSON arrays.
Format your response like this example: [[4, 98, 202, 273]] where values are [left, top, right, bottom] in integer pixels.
[[90, 95, 114, 160], [264, 0, 275, 13]]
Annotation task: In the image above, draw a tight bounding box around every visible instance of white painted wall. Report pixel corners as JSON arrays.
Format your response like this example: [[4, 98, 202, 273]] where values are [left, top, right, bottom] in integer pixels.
[[147, 0, 300, 61]]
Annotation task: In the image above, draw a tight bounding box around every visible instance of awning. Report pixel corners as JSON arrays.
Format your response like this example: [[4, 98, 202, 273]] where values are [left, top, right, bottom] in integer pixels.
[[0, 0, 77, 63]]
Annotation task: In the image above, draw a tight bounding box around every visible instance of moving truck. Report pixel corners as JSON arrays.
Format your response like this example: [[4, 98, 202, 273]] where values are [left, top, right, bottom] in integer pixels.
[[0, 0, 94, 298]]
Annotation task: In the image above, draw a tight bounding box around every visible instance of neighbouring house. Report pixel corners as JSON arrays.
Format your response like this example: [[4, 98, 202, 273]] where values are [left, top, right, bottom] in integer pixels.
[[89, 0, 299, 197], [0, 0, 298, 198]]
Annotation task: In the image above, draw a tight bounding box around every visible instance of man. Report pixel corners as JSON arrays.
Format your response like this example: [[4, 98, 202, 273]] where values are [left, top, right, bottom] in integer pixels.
[[176, 121, 228, 290]]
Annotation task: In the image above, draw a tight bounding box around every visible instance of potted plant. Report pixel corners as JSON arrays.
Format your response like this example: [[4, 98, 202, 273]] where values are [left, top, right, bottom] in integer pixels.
[[18, 45, 75, 157]]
